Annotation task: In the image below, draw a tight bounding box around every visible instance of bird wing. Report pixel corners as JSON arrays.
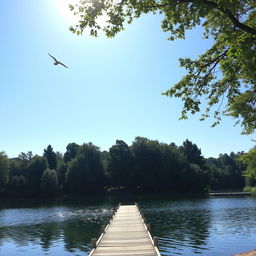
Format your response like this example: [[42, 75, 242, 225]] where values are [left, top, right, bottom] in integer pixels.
[[59, 62, 68, 68], [48, 53, 58, 62]]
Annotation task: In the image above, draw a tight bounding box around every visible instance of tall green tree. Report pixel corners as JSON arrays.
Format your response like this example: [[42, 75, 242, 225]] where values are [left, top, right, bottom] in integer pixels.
[[43, 145, 57, 170], [131, 137, 169, 191], [70, 0, 256, 134], [0, 152, 9, 191], [157, 143, 187, 191], [64, 143, 80, 162], [181, 139, 205, 166], [65, 143, 105, 193], [27, 156, 47, 195], [57, 162, 68, 192], [40, 169, 58, 196], [240, 147, 256, 179], [108, 140, 134, 188]]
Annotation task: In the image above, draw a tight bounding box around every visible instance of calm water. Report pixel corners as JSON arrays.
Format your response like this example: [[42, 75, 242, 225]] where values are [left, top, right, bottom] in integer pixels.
[[0, 196, 256, 256]]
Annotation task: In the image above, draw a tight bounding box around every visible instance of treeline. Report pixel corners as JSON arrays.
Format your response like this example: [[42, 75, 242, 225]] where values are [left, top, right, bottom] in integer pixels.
[[0, 137, 252, 197]]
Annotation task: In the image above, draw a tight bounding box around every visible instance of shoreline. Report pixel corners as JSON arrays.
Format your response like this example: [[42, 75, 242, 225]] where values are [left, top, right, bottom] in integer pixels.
[[234, 250, 256, 256]]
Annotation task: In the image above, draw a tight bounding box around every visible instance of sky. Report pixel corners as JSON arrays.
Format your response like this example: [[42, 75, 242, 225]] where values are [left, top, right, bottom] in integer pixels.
[[0, 0, 255, 158]]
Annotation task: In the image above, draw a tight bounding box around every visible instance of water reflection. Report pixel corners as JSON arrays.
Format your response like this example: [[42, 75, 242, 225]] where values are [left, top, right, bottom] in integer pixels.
[[0, 200, 113, 256], [0, 197, 256, 256], [141, 199, 211, 255], [140, 197, 256, 256]]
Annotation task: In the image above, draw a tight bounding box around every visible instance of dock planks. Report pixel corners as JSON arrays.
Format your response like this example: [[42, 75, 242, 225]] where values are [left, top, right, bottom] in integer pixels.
[[89, 204, 161, 256], [209, 192, 251, 196]]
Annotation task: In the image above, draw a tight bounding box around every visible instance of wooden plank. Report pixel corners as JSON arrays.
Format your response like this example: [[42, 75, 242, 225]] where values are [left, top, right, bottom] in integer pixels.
[[90, 204, 161, 256], [209, 192, 251, 196]]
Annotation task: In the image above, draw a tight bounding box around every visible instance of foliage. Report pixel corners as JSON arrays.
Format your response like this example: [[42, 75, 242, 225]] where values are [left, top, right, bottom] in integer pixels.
[[18, 151, 33, 162], [65, 143, 105, 193], [130, 137, 209, 192], [27, 156, 47, 194], [63, 143, 80, 162], [57, 162, 68, 192], [1, 138, 250, 197], [10, 175, 26, 193], [69, 0, 256, 134], [131, 137, 164, 191], [240, 147, 256, 179], [43, 145, 57, 170], [243, 186, 256, 193], [0, 152, 9, 190], [40, 169, 58, 196], [181, 139, 205, 166], [108, 140, 134, 188], [207, 152, 245, 190]]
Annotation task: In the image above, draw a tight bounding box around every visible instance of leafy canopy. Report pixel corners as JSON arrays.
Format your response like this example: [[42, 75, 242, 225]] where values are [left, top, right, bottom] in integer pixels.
[[69, 0, 256, 134], [240, 147, 256, 179]]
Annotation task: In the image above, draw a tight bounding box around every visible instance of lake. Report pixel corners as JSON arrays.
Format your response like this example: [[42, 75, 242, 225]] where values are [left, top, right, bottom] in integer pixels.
[[0, 195, 256, 256]]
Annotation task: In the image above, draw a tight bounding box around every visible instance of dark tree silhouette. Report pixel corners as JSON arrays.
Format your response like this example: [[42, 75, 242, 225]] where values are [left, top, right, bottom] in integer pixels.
[[43, 145, 57, 170]]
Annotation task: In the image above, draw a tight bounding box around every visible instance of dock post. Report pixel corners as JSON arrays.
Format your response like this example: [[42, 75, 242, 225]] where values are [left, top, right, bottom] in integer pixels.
[[153, 236, 159, 247], [141, 212, 147, 223], [91, 238, 97, 248]]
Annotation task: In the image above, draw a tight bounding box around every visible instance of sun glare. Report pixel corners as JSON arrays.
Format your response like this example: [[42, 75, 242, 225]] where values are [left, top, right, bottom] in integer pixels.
[[54, 0, 80, 25], [54, 0, 109, 33]]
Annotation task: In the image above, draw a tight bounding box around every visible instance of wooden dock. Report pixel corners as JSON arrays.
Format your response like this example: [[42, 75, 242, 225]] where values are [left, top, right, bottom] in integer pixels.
[[209, 192, 251, 196], [89, 204, 161, 256]]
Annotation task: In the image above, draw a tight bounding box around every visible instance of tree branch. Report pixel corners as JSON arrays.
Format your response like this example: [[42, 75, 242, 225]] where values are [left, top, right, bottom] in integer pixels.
[[202, 0, 256, 35], [148, 0, 256, 35]]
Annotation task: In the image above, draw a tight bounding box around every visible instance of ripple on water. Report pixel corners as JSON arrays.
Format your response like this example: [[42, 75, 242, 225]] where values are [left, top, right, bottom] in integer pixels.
[[1, 198, 256, 256]]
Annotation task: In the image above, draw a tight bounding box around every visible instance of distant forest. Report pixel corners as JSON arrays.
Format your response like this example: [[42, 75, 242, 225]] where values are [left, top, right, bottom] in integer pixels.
[[0, 137, 255, 197]]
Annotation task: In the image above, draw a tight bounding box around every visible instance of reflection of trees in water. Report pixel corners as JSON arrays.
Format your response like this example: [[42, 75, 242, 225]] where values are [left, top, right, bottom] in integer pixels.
[[0, 216, 110, 253], [39, 223, 60, 249], [0, 225, 39, 246], [143, 205, 211, 254], [0, 223, 60, 249], [62, 220, 101, 252]]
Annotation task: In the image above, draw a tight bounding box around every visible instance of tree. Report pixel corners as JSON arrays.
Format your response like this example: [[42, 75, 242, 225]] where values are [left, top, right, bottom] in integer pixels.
[[9, 157, 28, 177], [240, 147, 256, 179], [18, 151, 33, 161], [108, 140, 134, 188], [181, 139, 205, 166], [158, 143, 187, 191], [27, 156, 47, 195], [131, 137, 171, 191], [9, 151, 33, 178], [43, 145, 57, 170], [70, 0, 256, 134], [64, 143, 80, 162], [65, 143, 105, 193], [10, 175, 26, 194], [40, 169, 58, 196], [0, 152, 9, 191], [57, 162, 68, 192], [207, 152, 246, 190]]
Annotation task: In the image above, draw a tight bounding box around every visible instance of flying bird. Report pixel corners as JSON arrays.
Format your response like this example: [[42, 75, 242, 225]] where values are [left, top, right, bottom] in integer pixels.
[[48, 53, 68, 68]]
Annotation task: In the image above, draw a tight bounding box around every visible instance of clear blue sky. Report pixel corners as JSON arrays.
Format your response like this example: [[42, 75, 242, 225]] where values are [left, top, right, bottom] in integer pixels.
[[1, 0, 254, 158]]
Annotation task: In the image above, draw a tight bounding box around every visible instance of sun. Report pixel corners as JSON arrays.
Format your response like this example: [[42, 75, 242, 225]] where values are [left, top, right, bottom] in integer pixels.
[[54, 0, 80, 25], [54, 0, 109, 32]]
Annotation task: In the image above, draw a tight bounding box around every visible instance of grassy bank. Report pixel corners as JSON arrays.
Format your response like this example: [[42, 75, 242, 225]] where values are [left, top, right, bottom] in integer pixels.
[[243, 186, 256, 194]]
